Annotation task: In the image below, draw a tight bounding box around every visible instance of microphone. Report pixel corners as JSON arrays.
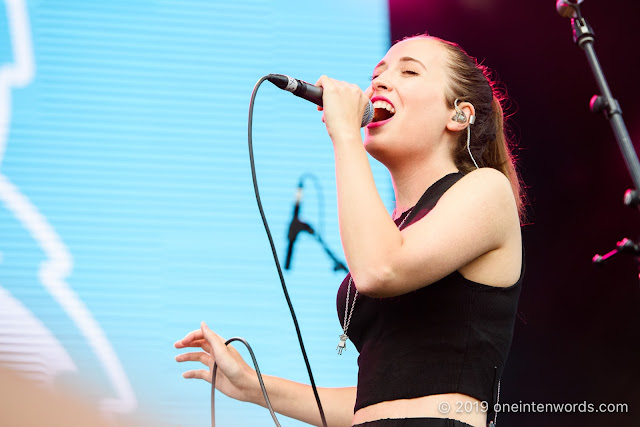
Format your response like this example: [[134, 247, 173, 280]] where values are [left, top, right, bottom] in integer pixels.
[[556, 0, 583, 18], [284, 181, 312, 270], [267, 74, 374, 127]]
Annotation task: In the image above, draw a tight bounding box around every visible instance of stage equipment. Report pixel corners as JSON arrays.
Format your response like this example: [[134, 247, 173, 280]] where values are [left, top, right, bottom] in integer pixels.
[[285, 174, 347, 272], [267, 74, 374, 127], [208, 75, 330, 427], [211, 337, 280, 426], [284, 180, 310, 270], [556, 1, 640, 268], [211, 71, 378, 426], [593, 238, 640, 265]]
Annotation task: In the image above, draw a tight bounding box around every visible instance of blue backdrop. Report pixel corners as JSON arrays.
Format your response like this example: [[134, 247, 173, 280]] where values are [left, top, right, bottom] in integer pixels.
[[0, 0, 392, 425]]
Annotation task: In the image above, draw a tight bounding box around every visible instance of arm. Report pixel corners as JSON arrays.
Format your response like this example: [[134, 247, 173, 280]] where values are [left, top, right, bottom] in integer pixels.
[[247, 375, 356, 427], [316, 76, 520, 297], [175, 322, 356, 427], [336, 154, 519, 297]]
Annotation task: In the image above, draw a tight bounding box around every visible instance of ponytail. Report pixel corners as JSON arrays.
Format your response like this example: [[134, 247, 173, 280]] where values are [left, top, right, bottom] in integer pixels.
[[410, 35, 526, 219], [481, 96, 524, 218]]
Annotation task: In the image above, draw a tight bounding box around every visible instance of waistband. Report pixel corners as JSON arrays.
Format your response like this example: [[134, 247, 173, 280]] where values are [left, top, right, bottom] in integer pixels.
[[352, 417, 476, 427]]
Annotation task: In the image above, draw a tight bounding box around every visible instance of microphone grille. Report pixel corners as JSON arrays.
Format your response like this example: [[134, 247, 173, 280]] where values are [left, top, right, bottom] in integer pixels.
[[556, 0, 579, 18], [361, 100, 374, 127]]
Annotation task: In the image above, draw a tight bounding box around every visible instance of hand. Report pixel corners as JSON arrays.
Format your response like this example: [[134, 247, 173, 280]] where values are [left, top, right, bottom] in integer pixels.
[[174, 322, 255, 402], [315, 75, 369, 141]]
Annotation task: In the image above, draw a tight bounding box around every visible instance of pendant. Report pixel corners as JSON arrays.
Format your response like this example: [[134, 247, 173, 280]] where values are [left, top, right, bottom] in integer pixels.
[[337, 333, 348, 355]]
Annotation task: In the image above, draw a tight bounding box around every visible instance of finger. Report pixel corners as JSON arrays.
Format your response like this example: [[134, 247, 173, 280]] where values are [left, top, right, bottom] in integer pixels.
[[321, 112, 325, 123], [363, 85, 373, 99], [194, 339, 213, 354], [175, 337, 210, 351], [175, 338, 212, 354], [314, 75, 329, 88], [174, 338, 201, 349], [200, 322, 226, 354], [175, 351, 212, 366], [174, 329, 204, 348], [182, 369, 212, 383]]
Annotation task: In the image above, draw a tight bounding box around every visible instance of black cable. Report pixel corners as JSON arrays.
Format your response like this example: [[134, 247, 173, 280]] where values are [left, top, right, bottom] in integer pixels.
[[242, 76, 329, 426], [211, 337, 280, 427]]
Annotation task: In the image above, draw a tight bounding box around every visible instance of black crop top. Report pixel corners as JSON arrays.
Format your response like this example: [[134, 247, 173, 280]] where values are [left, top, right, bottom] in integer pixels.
[[336, 172, 523, 416]]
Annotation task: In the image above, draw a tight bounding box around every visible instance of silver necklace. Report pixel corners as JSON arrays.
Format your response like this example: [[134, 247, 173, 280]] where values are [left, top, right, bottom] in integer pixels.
[[337, 207, 414, 354]]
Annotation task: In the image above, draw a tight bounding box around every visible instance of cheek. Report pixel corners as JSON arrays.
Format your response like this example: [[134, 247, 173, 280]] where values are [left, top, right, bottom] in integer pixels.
[[406, 100, 442, 129], [404, 85, 443, 112], [414, 93, 449, 126]]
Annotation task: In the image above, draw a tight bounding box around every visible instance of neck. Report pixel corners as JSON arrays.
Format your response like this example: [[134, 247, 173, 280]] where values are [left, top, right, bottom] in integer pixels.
[[388, 154, 458, 220]]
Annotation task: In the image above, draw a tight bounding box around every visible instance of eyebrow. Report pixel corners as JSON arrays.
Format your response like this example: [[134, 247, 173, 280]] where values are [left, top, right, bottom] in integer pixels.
[[374, 56, 427, 71]]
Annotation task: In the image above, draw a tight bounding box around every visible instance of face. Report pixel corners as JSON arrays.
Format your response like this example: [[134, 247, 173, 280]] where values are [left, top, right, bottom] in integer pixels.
[[364, 37, 453, 163]]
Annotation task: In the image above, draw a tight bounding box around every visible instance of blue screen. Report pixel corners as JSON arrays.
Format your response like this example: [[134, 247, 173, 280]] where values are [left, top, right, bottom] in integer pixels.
[[0, 0, 391, 425]]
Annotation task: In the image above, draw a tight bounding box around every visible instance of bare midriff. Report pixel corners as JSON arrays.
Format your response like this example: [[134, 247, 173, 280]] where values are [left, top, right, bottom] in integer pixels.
[[352, 393, 487, 427]]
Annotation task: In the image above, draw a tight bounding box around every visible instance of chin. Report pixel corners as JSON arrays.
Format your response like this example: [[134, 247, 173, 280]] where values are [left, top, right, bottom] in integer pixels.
[[364, 137, 392, 165]]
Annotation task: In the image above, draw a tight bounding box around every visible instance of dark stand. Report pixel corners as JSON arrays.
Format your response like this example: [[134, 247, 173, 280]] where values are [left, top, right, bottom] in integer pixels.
[[311, 228, 348, 272], [289, 218, 348, 273], [285, 174, 348, 273], [557, 1, 640, 269]]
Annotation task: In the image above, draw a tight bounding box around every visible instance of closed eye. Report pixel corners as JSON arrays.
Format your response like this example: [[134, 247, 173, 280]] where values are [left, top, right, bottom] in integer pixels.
[[370, 69, 419, 81]]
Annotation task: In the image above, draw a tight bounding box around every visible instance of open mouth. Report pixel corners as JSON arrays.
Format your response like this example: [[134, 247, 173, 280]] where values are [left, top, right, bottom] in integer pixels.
[[371, 99, 395, 123]]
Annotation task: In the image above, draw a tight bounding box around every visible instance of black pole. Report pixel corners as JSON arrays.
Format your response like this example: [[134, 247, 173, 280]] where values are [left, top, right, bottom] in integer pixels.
[[558, 1, 640, 269], [569, 15, 640, 191]]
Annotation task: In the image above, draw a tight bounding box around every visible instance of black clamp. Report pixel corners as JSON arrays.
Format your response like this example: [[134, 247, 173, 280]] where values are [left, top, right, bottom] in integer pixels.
[[593, 238, 640, 265]]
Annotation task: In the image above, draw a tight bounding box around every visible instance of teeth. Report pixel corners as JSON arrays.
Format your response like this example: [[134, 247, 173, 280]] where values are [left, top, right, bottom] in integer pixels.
[[372, 100, 395, 114]]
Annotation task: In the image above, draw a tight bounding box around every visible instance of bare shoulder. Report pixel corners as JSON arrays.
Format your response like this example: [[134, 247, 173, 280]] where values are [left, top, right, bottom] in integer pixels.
[[461, 166, 511, 185], [439, 167, 518, 220], [442, 168, 522, 286], [370, 168, 521, 295], [457, 167, 514, 200]]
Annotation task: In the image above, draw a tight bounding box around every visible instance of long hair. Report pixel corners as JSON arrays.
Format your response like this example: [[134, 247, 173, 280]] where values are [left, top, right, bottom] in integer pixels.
[[407, 35, 526, 219]]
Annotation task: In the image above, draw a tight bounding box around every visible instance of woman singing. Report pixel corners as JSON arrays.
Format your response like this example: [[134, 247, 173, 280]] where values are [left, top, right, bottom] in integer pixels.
[[175, 35, 524, 427]]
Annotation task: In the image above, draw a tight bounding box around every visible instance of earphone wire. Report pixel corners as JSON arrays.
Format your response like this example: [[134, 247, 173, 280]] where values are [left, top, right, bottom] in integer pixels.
[[455, 98, 479, 169], [466, 126, 479, 169], [228, 75, 328, 427]]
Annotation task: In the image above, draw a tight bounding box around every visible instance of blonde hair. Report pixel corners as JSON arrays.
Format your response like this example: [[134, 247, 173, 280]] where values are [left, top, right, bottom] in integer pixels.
[[404, 35, 526, 219]]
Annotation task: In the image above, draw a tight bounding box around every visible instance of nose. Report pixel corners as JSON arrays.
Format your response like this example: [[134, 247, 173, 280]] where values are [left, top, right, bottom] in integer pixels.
[[370, 69, 393, 94], [372, 77, 389, 92], [365, 70, 392, 99]]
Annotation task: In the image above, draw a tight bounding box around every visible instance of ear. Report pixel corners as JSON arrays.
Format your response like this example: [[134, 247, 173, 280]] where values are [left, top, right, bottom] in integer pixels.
[[446, 101, 476, 132]]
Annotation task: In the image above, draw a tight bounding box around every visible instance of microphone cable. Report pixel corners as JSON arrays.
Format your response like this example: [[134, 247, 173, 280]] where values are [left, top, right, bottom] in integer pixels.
[[211, 338, 280, 426], [209, 76, 329, 427]]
